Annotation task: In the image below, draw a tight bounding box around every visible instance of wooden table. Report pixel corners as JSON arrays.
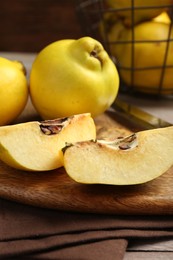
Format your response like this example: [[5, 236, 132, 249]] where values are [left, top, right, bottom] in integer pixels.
[[1, 51, 173, 259]]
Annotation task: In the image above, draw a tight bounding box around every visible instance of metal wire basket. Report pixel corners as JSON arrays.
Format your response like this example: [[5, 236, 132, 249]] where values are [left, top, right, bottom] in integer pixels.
[[76, 0, 173, 96]]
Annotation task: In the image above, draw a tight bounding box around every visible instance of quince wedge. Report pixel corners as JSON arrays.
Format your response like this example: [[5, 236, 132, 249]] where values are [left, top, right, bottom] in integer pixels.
[[0, 113, 96, 171], [63, 126, 173, 185]]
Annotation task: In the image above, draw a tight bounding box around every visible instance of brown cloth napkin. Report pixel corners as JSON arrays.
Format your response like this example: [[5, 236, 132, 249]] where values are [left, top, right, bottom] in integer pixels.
[[1, 198, 173, 260]]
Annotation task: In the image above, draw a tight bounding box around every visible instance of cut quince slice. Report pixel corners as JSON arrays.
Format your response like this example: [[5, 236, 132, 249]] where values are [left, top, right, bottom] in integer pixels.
[[0, 113, 96, 171], [63, 126, 173, 185]]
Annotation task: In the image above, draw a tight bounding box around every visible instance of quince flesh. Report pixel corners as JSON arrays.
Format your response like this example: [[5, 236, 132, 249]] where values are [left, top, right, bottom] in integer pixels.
[[63, 126, 173, 185], [0, 113, 96, 171]]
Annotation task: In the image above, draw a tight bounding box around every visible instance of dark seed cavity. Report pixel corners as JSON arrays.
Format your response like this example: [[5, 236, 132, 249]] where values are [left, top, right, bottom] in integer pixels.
[[40, 125, 64, 135], [118, 144, 131, 150], [40, 117, 70, 135], [118, 133, 137, 150]]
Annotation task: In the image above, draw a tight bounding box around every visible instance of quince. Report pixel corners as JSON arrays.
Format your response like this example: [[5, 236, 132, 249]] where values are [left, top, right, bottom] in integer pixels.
[[0, 113, 96, 171], [63, 126, 173, 185], [106, 0, 173, 26], [30, 37, 119, 119], [0, 57, 28, 125], [106, 13, 173, 94]]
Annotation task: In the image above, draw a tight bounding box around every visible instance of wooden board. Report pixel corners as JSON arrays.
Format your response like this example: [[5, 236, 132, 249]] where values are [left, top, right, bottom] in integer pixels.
[[0, 100, 173, 215]]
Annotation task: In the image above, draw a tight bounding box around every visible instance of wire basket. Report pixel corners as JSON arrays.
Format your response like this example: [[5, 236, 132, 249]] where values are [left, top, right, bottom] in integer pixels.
[[76, 0, 173, 96]]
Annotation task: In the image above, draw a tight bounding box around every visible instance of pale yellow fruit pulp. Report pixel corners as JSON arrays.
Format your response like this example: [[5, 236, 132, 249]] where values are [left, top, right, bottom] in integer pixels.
[[63, 126, 173, 185], [0, 113, 96, 171]]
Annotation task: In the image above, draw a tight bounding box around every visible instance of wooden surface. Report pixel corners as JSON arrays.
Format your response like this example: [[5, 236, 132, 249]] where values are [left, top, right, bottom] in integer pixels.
[[0, 99, 173, 215]]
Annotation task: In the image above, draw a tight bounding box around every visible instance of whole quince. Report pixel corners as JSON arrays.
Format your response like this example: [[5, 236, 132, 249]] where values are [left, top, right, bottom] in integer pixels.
[[106, 0, 173, 26], [106, 13, 173, 94], [0, 57, 28, 125], [30, 37, 119, 119]]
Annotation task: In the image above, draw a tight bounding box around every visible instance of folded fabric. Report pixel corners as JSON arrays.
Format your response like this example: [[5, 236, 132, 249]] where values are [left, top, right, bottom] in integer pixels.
[[1, 198, 173, 259]]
